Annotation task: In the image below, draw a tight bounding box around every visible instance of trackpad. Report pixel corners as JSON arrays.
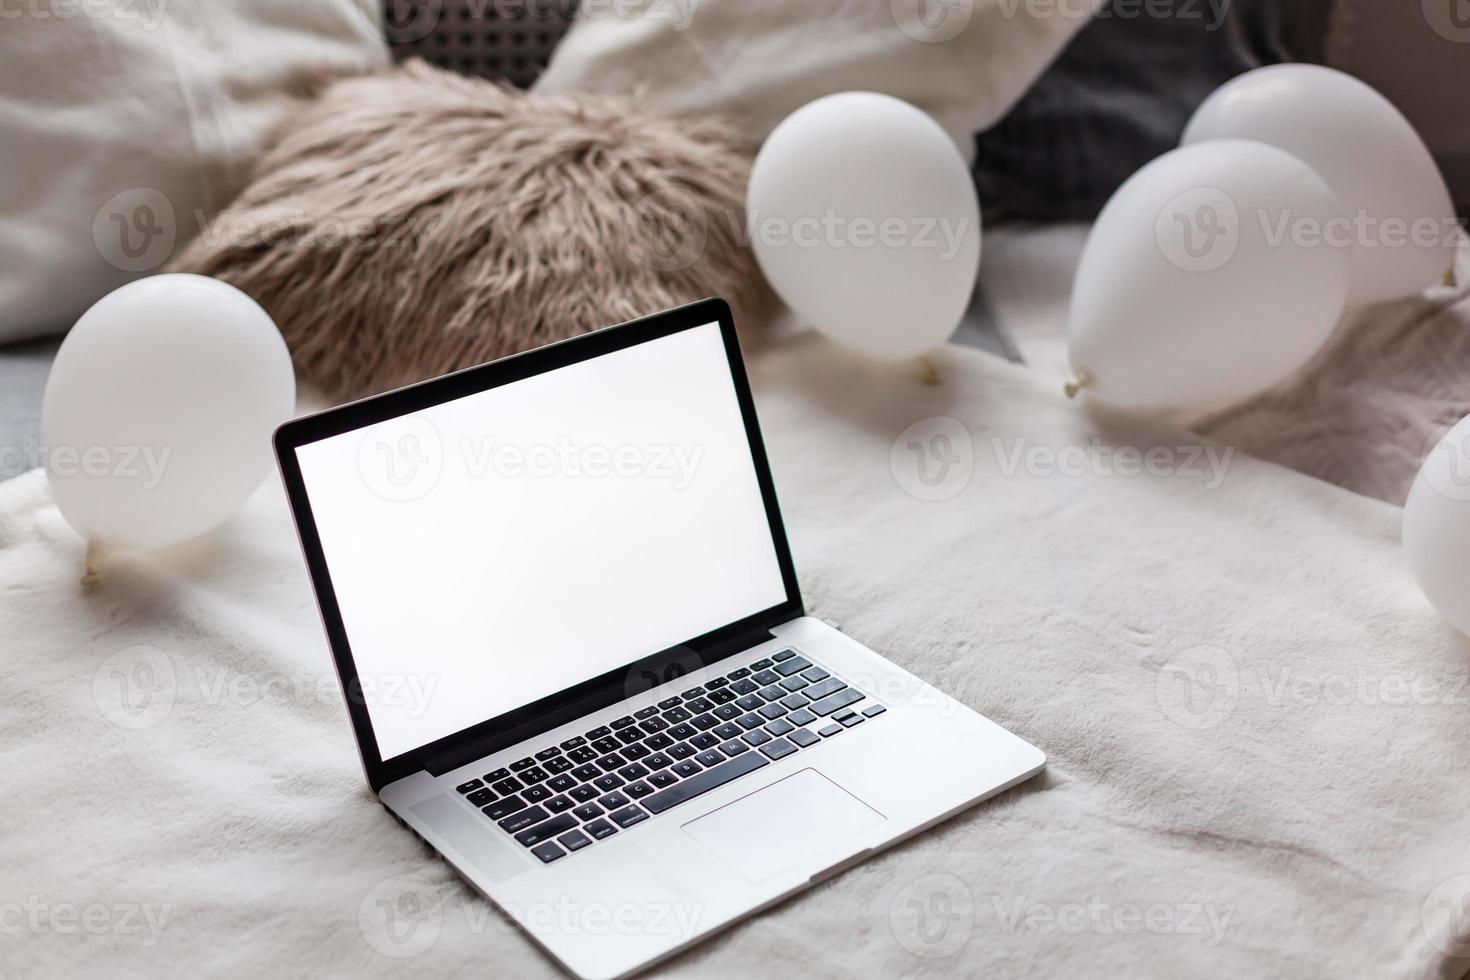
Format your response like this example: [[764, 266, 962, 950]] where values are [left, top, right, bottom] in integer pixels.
[[683, 768, 885, 882]]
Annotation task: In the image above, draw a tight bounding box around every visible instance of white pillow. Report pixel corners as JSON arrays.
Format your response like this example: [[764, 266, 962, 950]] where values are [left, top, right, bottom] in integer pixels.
[[0, 0, 387, 344], [533, 0, 1090, 154]]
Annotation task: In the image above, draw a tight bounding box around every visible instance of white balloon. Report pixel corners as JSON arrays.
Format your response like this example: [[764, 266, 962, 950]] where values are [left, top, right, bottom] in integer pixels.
[[43, 274, 295, 551], [1183, 64, 1456, 305], [747, 92, 981, 360], [1068, 139, 1351, 410], [1403, 414, 1470, 636]]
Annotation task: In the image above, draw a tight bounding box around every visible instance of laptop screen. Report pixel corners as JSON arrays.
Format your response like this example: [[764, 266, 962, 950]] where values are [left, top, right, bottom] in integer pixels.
[[292, 321, 789, 761]]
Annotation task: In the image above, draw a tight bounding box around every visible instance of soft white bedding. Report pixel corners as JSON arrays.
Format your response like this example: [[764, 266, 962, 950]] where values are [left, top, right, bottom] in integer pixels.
[[4, 331, 1470, 978]]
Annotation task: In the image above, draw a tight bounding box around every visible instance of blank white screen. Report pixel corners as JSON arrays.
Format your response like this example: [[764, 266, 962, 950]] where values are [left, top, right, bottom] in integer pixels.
[[295, 323, 787, 760]]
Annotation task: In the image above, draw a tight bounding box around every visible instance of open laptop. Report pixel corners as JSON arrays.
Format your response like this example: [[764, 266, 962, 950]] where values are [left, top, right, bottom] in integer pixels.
[[274, 298, 1044, 979]]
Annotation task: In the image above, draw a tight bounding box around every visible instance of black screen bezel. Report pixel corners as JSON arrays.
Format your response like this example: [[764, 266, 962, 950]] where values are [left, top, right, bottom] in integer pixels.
[[273, 299, 803, 790]]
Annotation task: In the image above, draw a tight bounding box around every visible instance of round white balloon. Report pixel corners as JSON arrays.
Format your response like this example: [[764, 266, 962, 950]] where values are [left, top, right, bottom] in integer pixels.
[[1068, 139, 1351, 410], [747, 92, 981, 360], [1403, 414, 1470, 636], [43, 274, 295, 551], [1183, 64, 1456, 305]]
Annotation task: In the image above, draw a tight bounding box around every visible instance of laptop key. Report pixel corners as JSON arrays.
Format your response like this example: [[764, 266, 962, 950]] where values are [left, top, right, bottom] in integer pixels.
[[596, 754, 626, 772], [719, 740, 749, 757], [657, 697, 682, 710], [584, 819, 618, 840], [523, 785, 552, 803], [591, 737, 620, 754], [863, 704, 888, 718], [647, 770, 677, 788], [712, 722, 742, 740], [622, 743, 652, 762], [611, 716, 637, 729], [750, 658, 774, 671], [618, 763, 650, 781], [759, 685, 786, 702], [712, 704, 741, 721], [484, 768, 510, 783], [543, 757, 573, 775], [511, 758, 535, 772], [789, 728, 820, 748], [737, 713, 765, 731], [706, 677, 730, 690], [742, 728, 772, 747], [833, 708, 856, 723], [842, 714, 866, 728], [803, 677, 847, 701], [531, 842, 566, 864], [760, 738, 798, 760], [483, 797, 526, 820], [780, 677, 809, 692], [558, 829, 591, 852], [624, 780, 654, 799], [685, 697, 714, 713], [764, 718, 795, 737], [521, 766, 549, 784], [680, 687, 706, 699], [597, 791, 630, 810], [668, 743, 696, 760], [708, 689, 737, 705], [609, 806, 649, 829], [689, 732, 718, 750], [616, 728, 643, 745], [567, 746, 597, 764], [691, 713, 720, 731], [696, 750, 726, 768], [535, 747, 562, 761], [569, 785, 599, 803], [758, 703, 787, 720], [573, 803, 604, 821], [571, 765, 601, 782], [752, 670, 781, 687], [644, 752, 673, 770], [668, 723, 697, 741], [774, 656, 811, 677], [810, 688, 863, 717], [545, 794, 575, 814], [727, 667, 752, 680], [661, 707, 691, 723], [779, 694, 809, 711], [640, 717, 669, 734], [456, 779, 485, 794], [643, 753, 769, 815], [731, 682, 761, 699], [787, 708, 817, 726], [585, 726, 611, 740], [634, 706, 660, 720], [818, 723, 843, 737], [593, 774, 625, 793], [772, 649, 797, 662], [560, 736, 587, 750], [643, 733, 673, 750], [466, 788, 496, 807], [499, 805, 549, 834], [517, 814, 576, 847], [492, 777, 523, 795], [547, 774, 576, 793], [671, 760, 703, 778]]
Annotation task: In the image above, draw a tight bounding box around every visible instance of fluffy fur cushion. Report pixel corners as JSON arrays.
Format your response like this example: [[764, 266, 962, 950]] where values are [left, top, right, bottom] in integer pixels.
[[171, 61, 767, 400]]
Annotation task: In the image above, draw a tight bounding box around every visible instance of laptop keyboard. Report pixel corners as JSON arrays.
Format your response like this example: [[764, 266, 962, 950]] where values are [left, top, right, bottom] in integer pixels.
[[453, 648, 887, 865]]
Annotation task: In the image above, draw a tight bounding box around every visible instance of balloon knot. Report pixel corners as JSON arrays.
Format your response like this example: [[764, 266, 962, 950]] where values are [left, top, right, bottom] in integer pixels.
[[80, 540, 102, 588], [1064, 371, 1093, 400], [919, 355, 940, 386]]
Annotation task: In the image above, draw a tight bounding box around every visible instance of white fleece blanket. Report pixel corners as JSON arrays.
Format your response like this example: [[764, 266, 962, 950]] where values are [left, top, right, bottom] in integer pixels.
[[4, 334, 1470, 979]]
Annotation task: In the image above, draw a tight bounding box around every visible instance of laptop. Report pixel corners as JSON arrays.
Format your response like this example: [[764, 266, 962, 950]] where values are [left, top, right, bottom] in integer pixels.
[[274, 298, 1045, 979]]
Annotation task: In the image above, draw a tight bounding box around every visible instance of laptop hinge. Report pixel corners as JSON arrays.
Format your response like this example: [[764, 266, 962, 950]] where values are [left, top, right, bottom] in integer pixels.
[[421, 622, 789, 778]]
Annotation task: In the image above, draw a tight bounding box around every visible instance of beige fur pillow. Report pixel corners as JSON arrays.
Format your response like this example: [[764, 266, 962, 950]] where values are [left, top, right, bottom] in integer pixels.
[[172, 61, 767, 401]]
